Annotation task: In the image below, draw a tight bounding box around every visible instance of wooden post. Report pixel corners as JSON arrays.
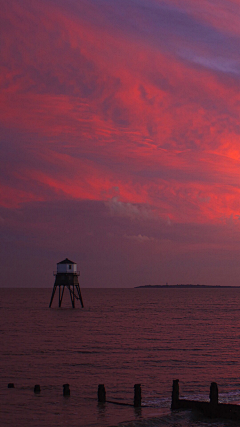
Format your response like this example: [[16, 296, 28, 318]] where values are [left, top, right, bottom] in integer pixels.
[[134, 384, 141, 407], [63, 383, 70, 396], [210, 382, 218, 405], [34, 384, 41, 393], [171, 379, 179, 410], [8, 383, 14, 388], [210, 382, 218, 417], [98, 384, 106, 403]]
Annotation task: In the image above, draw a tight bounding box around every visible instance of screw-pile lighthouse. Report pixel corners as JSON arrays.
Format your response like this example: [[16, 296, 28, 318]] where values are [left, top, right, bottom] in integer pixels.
[[49, 258, 84, 308]]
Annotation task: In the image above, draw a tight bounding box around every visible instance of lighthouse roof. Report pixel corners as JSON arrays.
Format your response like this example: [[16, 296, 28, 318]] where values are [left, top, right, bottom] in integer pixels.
[[57, 258, 76, 265]]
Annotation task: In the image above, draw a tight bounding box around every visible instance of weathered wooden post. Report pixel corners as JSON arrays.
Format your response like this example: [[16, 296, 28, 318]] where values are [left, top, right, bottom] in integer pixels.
[[210, 382, 218, 405], [171, 379, 179, 410], [7, 383, 14, 388], [134, 384, 141, 407], [63, 383, 70, 396], [98, 384, 106, 403], [34, 384, 41, 393], [209, 382, 218, 417]]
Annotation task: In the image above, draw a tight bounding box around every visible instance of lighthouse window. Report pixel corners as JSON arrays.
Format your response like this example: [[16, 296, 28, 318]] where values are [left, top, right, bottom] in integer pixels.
[[69, 265, 72, 270]]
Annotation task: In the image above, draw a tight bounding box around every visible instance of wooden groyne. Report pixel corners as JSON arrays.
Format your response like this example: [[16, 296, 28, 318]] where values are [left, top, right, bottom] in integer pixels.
[[172, 379, 240, 420], [8, 378, 240, 420], [98, 384, 142, 407]]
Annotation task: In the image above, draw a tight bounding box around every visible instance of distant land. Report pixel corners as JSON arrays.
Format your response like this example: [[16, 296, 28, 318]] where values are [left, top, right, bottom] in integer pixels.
[[135, 284, 240, 288]]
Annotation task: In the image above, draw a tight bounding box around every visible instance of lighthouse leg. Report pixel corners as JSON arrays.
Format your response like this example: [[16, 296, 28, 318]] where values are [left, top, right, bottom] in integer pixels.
[[76, 284, 84, 308], [59, 286, 65, 307], [49, 284, 57, 308], [72, 285, 75, 308], [68, 285, 75, 308]]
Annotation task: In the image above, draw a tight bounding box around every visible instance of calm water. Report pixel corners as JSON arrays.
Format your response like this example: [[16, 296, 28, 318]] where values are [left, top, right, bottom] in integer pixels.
[[1, 287, 240, 427]]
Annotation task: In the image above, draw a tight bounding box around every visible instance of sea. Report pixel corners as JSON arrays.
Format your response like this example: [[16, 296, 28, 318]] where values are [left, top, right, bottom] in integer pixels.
[[1, 287, 240, 427]]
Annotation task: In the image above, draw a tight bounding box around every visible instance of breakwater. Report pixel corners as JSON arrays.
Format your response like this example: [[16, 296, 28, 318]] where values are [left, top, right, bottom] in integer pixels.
[[172, 379, 240, 420]]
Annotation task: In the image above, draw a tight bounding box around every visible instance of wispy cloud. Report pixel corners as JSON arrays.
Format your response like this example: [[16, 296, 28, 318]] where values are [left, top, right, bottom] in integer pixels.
[[106, 197, 154, 220], [124, 233, 156, 242]]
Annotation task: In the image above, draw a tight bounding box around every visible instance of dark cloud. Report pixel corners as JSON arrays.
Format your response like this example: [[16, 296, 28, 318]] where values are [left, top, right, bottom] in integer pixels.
[[48, 0, 240, 76]]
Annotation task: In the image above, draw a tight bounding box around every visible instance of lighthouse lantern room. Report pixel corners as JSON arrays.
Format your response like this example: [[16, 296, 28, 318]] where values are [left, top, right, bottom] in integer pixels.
[[49, 258, 84, 308]]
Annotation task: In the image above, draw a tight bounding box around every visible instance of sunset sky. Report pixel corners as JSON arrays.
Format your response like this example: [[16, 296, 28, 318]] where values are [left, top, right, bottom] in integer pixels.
[[2, 0, 240, 288]]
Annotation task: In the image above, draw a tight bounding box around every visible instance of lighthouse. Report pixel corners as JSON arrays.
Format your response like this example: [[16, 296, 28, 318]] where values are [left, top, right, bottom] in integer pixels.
[[49, 258, 84, 308]]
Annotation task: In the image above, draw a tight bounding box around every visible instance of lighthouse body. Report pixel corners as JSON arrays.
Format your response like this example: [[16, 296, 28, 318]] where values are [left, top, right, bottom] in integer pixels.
[[49, 258, 84, 308], [57, 258, 77, 274]]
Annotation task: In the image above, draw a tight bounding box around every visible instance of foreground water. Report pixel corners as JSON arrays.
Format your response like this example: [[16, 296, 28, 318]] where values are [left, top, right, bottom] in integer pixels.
[[1, 287, 240, 426]]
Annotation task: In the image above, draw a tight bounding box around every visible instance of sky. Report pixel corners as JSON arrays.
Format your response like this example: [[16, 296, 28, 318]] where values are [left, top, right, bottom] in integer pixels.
[[1, 0, 240, 288]]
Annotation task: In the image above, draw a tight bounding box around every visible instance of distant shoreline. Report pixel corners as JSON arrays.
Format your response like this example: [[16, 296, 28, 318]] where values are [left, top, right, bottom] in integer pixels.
[[135, 284, 240, 288]]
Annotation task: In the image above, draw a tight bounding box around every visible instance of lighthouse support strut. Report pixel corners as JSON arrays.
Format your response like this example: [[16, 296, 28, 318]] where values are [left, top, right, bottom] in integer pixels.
[[49, 284, 57, 308], [49, 272, 84, 308]]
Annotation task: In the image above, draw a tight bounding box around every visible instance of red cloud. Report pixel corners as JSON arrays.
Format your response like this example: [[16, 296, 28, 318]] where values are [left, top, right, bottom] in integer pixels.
[[2, 0, 240, 230]]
